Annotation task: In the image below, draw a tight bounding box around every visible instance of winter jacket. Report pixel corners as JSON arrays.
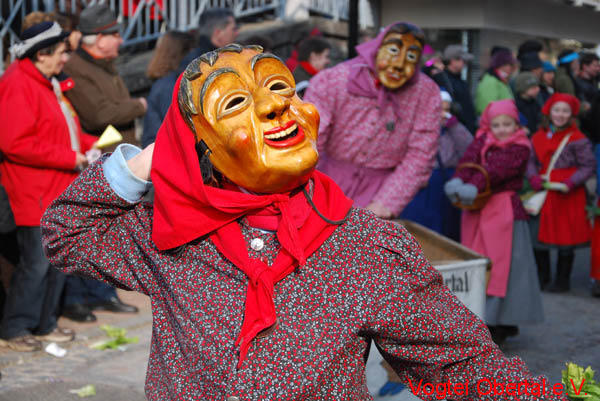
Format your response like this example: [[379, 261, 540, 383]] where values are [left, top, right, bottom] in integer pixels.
[[516, 96, 542, 135], [305, 64, 441, 215], [0, 58, 96, 226], [554, 65, 577, 97], [141, 36, 216, 147], [575, 76, 598, 105], [292, 62, 315, 98], [475, 72, 514, 115], [445, 70, 478, 134], [63, 48, 146, 143], [142, 70, 180, 147], [455, 133, 530, 221]]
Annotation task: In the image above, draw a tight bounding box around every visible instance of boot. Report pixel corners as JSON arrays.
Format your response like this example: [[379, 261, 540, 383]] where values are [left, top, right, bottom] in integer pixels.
[[534, 250, 551, 290], [548, 250, 574, 293]]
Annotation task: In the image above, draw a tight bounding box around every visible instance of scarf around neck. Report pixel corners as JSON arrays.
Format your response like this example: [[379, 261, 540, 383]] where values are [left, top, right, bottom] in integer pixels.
[[151, 76, 353, 368], [477, 99, 531, 162]]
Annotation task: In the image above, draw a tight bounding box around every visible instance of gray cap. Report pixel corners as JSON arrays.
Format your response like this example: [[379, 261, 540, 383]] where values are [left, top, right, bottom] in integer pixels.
[[78, 4, 121, 35], [443, 44, 474, 61]]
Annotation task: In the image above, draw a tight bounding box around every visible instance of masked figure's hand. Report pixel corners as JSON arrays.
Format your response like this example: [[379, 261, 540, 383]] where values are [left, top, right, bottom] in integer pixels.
[[127, 143, 154, 181]]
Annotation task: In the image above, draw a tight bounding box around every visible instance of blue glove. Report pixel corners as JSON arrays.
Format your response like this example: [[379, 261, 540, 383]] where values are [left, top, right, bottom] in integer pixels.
[[444, 177, 464, 203], [456, 183, 478, 205]]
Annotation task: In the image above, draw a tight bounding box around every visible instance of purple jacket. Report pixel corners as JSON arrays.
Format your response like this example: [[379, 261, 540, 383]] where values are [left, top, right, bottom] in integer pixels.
[[455, 133, 530, 220]]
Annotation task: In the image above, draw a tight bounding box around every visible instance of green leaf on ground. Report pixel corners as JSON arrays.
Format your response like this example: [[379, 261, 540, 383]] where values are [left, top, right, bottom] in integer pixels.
[[90, 325, 139, 350], [68, 384, 96, 397]]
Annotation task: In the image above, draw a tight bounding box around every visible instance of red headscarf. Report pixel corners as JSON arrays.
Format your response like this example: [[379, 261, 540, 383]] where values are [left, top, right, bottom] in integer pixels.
[[477, 99, 531, 161], [151, 75, 353, 367], [542, 92, 580, 116]]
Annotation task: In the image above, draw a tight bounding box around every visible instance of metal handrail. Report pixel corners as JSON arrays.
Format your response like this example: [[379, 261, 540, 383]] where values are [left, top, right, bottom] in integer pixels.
[[1, 0, 282, 70]]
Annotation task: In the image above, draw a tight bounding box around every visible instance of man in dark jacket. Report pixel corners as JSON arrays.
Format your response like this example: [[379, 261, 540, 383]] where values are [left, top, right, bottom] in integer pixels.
[[61, 4, 141, 322], [575, 52, 599, 106], [63, 4, 146, 146], [442, 44, 477, 134], [141, 8, 238, 147]]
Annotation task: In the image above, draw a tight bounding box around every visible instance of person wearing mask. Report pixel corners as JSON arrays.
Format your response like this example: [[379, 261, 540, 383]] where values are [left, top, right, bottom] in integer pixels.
[[63, 4, 147, 147], [475, 48, 516, 115], [141, 8, 238, 147], [539, 61, 556, 105], [0, 22, 97, 351], [304, 22, 441, 219], [442, 44, 477, 134], [292, 37, 331, 97], [41, 42, 567, 401], [60, 4, 142, 322], [514, 72, 542, 135]]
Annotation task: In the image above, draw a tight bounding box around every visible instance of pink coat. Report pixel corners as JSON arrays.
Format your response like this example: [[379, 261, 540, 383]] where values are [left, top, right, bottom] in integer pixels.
[[305, 65, 440, 215]]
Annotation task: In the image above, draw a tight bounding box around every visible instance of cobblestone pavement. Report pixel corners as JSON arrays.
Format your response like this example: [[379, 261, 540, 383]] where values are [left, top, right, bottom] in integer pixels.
[[0, 249, 598, 400], [0, 290, 151, 401]]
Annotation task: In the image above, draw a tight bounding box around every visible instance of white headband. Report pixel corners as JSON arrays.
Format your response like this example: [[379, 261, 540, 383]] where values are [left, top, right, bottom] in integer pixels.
[[10, 22, 63, 58]]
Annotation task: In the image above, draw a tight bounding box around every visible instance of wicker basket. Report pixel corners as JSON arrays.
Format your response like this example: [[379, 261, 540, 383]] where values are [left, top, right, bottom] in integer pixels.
[[452, 163, 492, 211]]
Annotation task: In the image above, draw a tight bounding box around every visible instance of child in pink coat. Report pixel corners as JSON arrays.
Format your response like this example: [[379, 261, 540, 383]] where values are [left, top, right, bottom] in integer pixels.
[[445, 99, 544, 344]]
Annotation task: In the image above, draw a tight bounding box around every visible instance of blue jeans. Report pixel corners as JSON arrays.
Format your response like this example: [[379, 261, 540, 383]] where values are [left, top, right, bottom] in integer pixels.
[[0, 226, 65, 339], [63, 276, 117, 306]]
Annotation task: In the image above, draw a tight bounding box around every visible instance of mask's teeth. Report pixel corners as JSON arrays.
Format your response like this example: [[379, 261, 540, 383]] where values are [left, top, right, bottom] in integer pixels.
[[265, 123, 298, 140]]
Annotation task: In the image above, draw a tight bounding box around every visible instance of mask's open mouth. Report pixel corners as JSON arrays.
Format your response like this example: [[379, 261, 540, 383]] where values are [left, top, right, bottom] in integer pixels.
[[264, 120, 305, 148]]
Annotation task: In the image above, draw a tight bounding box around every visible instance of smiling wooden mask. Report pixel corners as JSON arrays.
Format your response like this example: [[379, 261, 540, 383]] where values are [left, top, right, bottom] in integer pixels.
[[178, 44, 320, 194], [375, 30, 423, 90]]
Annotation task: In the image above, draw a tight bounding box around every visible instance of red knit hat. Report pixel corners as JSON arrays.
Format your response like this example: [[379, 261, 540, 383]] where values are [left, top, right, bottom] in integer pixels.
[[542, 93, 580, 116]]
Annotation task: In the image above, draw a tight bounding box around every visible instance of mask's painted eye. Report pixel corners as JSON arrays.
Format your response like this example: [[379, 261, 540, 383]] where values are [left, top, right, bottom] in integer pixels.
[[262, 76, 296, 96], [225, 96, 245, 110], [387, 46, 400, 55], [406, 51, 418, 62], [269, 81, 288, 91], [217, 90, 251, 119]]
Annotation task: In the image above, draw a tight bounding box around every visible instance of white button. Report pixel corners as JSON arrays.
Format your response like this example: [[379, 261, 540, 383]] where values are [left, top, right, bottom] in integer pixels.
[[227, 397, 240, 401], [250, 238, 264, 251]]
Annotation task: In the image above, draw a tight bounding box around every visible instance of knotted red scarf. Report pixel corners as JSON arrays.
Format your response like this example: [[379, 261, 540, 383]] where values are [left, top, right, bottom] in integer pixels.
[[151, 76, 353, 367]]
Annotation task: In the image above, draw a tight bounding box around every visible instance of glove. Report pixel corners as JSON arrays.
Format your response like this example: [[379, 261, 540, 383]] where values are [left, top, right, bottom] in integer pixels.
[[444, 177, 464, 203], [529, 175, 544, 192], [456, 183, 478, 205]]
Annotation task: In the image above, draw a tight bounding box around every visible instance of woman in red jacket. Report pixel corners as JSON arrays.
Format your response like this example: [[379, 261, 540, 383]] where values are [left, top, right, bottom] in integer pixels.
[[0, 22, 97, 351]]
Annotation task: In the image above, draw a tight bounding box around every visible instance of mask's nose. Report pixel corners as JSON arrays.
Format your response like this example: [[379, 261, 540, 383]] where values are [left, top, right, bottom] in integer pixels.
[[255, 87, 290, 121]]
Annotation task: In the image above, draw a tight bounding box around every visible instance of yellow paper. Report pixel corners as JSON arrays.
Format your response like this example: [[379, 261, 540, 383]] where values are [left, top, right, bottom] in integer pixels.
[[96, 125, 123, 148]]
